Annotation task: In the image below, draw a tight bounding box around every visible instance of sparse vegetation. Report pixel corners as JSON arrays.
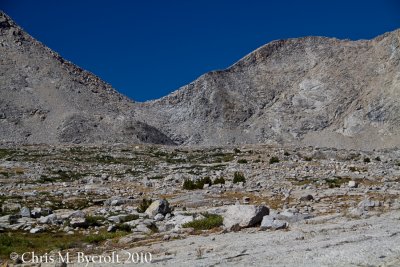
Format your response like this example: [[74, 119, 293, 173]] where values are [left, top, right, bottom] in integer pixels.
[[183, 177, 212, 190], [364, 157, 371, 163], [213, 177, 226, 184], [85, 215, 106, 227], [233, 172, 246, 184], [284, 151, 290, 156], [304, 156, 313, 161], [269, 156, 280, 164], [326, 177, 351, 188], [182, 213, 223, 230], [237, 159, 248, 164], [137, 198, 153, 213]]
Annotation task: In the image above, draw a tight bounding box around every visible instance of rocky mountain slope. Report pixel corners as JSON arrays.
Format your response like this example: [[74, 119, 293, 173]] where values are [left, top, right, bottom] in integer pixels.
[[0, 11, 173, 145], [136, 29, 400, 149], [1, 10, 400, 149]]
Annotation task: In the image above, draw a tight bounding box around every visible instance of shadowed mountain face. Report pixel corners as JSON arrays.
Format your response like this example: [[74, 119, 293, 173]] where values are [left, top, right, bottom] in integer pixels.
[[0, 12, 174, 145], [1, 11, 400, 149]]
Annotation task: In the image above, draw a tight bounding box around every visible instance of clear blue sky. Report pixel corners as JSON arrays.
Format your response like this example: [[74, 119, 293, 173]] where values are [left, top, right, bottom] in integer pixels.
[[1, 1, 399, 101]]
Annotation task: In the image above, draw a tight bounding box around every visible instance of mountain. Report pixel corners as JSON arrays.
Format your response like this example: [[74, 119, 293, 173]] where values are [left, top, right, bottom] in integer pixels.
[[1, 11, 400, 150], [135, 29, 400, 149], [0, 11, 174, 145]]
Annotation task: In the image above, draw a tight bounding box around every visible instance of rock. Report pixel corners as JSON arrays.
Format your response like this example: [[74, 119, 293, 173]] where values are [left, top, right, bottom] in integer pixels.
[[165, 215, 194, 231], [154, 213, 165, 221], [29, 227, 44, 234], [243, 196, 250, 204], [299, 194, 314, 202], [2, 203, 21, 213], [358, 199, 379, 211], [134, 223, 152, 234], [69, 210, 86, 218], [104, 197, 128, 206], [223, 205, 269, 231], [8, 214, 20, 224], [145, 199, 171, 217], [38, 214, 58, 224], [20, 207, 31, 218], [260, 215, 288, 230], [70, 217, 88, 228], [348, 180, 358, 188], [31, 207, 52, 218], [107, 225, 116, 232], [118, 234, 146, 244]]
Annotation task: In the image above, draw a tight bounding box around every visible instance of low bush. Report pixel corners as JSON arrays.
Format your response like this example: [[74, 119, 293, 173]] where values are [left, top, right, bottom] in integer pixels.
[[233, 172, 246, 184], [269, 156, 280, 164], [182, 213, 223, 230], [213, 177, 225, 184]]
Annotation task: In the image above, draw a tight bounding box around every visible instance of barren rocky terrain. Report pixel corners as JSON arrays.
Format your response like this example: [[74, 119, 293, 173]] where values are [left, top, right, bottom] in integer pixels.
[[0, 144, 400, 266]]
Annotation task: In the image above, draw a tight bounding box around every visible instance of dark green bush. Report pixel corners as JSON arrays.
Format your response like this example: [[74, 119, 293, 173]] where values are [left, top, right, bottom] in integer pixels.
[[237, 159, 248, 164], [233, 172, 246, 184], [269, 156, 280, 164], [364, 157, 371, 163], [183, 177, 212, 190], [213, 177, 225, 184], [234, 148, 241, 154]]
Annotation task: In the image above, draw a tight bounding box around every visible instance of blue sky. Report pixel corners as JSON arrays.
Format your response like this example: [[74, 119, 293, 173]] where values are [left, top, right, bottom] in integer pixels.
[[1, 0, 399, 101]]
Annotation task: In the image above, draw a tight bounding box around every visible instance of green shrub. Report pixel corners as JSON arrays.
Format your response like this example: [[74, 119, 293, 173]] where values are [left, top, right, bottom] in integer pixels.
[[183, 177, 212, 190], [121, 214, 139, 222], [304, 157, 312, 161], [198, 177, 212, 188], [284, 151, 290, 156], [114, 223, 132, 232], [364, 157, 371, 163], [182, 213, 223, 230], [85, 215, 106, 227], [233, 172, 246, 184], [183, 179, 197, 190], [237, 159, 248, 164], [213, 177, 225, 184], [375, 156, 381, 161], [137, 198, 152, 213], [234, 148, 241, 153], [269, 156, 280, 164]]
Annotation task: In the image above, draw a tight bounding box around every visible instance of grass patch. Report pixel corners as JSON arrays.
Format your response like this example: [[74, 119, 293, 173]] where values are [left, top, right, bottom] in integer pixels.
[[326, 177, 351, 188], [0, 231, 120, 259], [182, 213, 223, 230], [0, 149, 15, 160], [85, 215, 106, 227], [84, 231, 127, 244]]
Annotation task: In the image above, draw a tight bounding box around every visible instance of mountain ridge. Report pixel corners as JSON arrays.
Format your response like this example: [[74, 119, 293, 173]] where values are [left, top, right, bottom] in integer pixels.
[[1, 10, 400, 149]]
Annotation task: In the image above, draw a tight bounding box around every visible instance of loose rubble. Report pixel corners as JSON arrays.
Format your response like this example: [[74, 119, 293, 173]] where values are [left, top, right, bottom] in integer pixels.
[[0, 144, 400, 266]]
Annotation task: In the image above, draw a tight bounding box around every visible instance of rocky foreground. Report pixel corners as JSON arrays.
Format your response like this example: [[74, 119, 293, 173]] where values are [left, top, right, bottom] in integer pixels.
[[0, 144, 400, 266]]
